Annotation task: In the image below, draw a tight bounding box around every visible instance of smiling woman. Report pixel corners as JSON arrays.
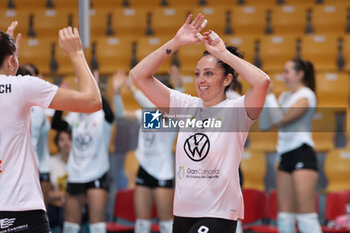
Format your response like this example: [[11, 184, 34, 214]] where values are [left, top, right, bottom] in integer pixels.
[[129, 13, 270, 233]]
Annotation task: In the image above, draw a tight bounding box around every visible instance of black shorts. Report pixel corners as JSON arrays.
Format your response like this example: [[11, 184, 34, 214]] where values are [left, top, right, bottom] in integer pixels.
[[66, 173, 109, 195], [278, 143, 318, 173], [173, 216, 237, 233], [39, 173, 50, 182], [136, 166, 174, 189], [0, 210, 50, 233]]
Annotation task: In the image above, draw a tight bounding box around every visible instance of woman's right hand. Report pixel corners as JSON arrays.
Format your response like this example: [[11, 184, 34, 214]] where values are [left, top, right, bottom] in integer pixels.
[[113, 70, 127, 94], [58, 27, 83, 58], [173, 14, 206, 47]]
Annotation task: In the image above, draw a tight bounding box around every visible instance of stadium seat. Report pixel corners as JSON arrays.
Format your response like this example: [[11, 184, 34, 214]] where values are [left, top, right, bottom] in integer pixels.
[[238, 0, 276, 7], [10, 0, 48, 9], [283, 0, 317, 6], [343, 35, 350, 72], [19, 37, 52, 74], [241, 151, 266, 191], [112, 8, 148, 36], [0, 9, 32, 36], [90, 8, 113, 37], [165, 0, 198, 7], [231, 5, 268, 35], [192, 6, 228, 35], [322, 191, 350, 233], [250, 190, 278, 233], [90, 0, 123, 8], [312, 4, 347, 35], [32, 9, 78, 37], [316, 72, 349, 108], [151, 7, 187, 36], [248, 131, 278, 152], [312, 107, 337, 152], [260, 35, 298, 72], [324, 149, 350, 193], [106, 189, 160, 232], [301, 35, 338, 71], [221, 35, 257, 64], [137, 36, 172, 73], [90, 36, 133, 75], [270, 5, 308, 36], [242, 189, 266, 229]]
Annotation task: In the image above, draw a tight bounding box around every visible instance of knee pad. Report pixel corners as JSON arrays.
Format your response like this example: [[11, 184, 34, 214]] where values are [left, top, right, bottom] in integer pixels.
[[277, 212, 296, 233], [135, 219, 152, 233], [235, 220, 243, 233], [89, 222, 106, 233], [159, 219, 173, 233], [63, 222, 80, 233], [296, 213, 322, 233]]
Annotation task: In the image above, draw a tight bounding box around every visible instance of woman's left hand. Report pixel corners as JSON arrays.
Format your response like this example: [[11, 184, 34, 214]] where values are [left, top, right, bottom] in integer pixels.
[[6, 21, 22, 57], [202, 30, 226, 58]]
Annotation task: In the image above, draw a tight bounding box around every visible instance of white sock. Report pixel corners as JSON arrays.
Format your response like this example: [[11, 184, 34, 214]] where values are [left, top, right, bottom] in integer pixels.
[[277, 212, 296, 233], [135, 219, 152, 233], [89, 222, 106, 233], [235, 220, 243, 233], [63, 222, 80, 233], [297, 213, 322, 233], [160, 219, 173, 233]]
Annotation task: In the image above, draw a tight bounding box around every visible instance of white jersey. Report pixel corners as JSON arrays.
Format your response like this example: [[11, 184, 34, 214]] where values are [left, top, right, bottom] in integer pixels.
[[135, 110, 177, 180], [50, 154, 68, 191], [0, 75, 57, 211], [169, 89, 254, 220], [276, 87, 316, 154], [31, 106, 51, 174], [66, 111, 112, 183]]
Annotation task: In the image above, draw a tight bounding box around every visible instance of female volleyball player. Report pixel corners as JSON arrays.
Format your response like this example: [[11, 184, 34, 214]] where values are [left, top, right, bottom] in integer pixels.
[[52, 72, 114, 233], [113, 67, 182, 233], [129, 14, 270, 233], [0, 21, 101, 232], [259, 59, 322, 233]]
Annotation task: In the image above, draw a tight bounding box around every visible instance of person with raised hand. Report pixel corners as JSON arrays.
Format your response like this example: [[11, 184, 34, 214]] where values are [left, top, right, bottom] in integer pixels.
[[0, 22, 101, 233], [129, 14, 270, 233]]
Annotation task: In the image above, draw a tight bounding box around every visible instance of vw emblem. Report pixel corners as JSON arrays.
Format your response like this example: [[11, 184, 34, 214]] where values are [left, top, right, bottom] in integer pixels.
[[183, 133, 210, 162]]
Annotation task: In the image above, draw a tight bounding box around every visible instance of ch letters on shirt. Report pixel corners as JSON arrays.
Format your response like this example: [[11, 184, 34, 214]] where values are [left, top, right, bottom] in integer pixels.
[[0, 84, 11, 94]]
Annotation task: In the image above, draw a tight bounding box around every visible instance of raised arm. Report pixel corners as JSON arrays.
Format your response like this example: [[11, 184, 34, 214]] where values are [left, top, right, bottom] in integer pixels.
[[112, 71, 138, 122], [202, 30, 270, 120], [49, 27, 101, 113], [129, 14, 206, 109]]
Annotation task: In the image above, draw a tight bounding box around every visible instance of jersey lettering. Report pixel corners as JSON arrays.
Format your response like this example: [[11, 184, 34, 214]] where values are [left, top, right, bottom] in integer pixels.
[[0, 84, 11, 94]]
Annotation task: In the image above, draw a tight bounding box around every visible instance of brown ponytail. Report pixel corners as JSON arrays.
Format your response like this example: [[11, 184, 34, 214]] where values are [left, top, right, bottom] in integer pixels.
[[292, 58, 315, 92]]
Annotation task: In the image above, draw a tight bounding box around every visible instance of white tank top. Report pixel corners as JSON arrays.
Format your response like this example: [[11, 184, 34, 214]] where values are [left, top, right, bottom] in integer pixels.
[[65, 111, 112, 183], [277, 87, 316, 154], [0, 75, 57, 211], [169, 89, 254, 220]]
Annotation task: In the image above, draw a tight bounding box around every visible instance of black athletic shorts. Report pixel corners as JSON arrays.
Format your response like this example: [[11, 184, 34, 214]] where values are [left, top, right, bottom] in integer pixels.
[[39, 173, 50, 182], [0, 210, 50, 233], [136, 166, 174, 189], [278, 143, 318, 173], [66, 172, 109, 195], [173, 216, 237, 233]]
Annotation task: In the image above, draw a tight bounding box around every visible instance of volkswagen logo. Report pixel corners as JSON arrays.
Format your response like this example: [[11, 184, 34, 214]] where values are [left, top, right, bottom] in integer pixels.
[[183, 133, 210, 162]]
